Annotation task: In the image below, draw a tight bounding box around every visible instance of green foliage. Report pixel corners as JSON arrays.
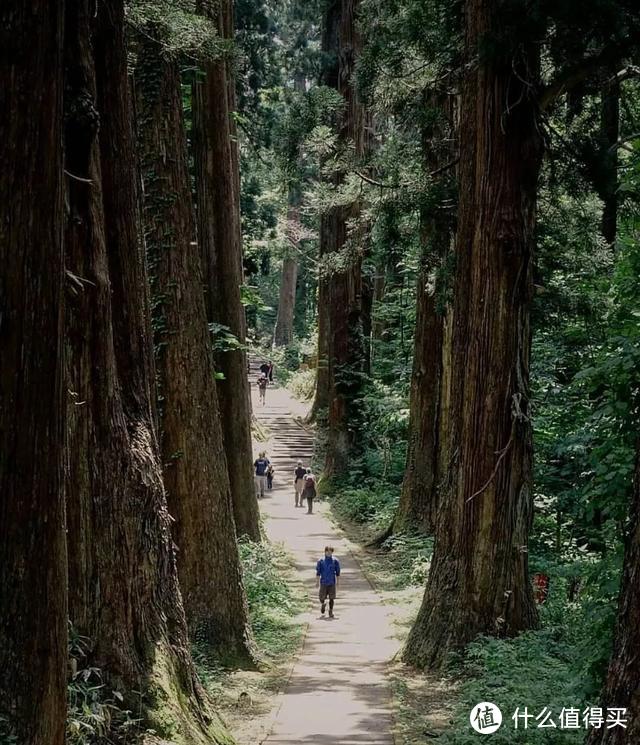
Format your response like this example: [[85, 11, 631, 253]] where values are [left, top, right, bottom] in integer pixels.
[[287, 367, 316, 400], [66, 626, 142, 744], [379, 531, 434, 588], [236, 3, 640, 738], [532, 190, 640, 555], [280, 343, 302, 371], [331, 486, 395, 526], [237, 538, 306, 660], [128, 0, 225, 60], [355, 383, 410, 482], [0, 717, 17, 745], [240, 284, 273, 314], [438, 577, 622, 744], [208, 322, 244, 354]]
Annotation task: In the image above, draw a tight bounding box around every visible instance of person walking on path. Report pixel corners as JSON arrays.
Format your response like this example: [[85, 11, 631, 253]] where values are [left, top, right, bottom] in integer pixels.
[[257, 372, 268, 406], [302, 468, 317, 514], [266, 463, 274, 490], [316, 546, 340, 618], [254, 451, 270, 498], [293, 460, 307, 507], [259, 360, 274, 382]]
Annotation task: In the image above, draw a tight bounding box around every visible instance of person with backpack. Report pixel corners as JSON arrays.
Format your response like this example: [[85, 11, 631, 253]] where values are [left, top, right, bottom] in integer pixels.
[[293, 460, 307, 507], [302, 468, 317, 514], [260, 360, 274, 382], [257, 373, 268, 406], [316, 545, 340, 618], [254, 451, 270, 498]]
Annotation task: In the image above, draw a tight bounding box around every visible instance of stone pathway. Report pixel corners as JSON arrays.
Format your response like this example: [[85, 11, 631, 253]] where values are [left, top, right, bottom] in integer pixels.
[[250, 368, 397, 745]]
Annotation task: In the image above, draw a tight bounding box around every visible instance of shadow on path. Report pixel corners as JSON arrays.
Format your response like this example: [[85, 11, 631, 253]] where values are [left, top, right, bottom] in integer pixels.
[[250, 376, 397, 745]]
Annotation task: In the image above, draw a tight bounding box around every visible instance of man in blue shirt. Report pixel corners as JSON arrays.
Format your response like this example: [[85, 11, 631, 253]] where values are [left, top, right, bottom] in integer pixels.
[[254, 451, 270, 498], [316, 545, 340, 618]]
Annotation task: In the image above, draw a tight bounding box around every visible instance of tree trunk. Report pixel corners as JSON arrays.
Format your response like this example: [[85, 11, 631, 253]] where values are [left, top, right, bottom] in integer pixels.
[[325, 243, 366, 478], [135, 33, 255, 663], [63, 2, 233, 741], [404, 0, 541, 668], [310, 1, 341, 426], [586, 444, 640, 745], [0, 3, 67, 742], [193, 0, 260, 541], [275, 254, 299, 346], [394, 96, 455, 535], [320, 0, 368, 480], [394, 261, 445, 534], [370, 271, 386, 346], [369, 205, 404, 373], [361, 270, 373, 376], [310, 251, 331, 422], [275, 194, 302, 347]]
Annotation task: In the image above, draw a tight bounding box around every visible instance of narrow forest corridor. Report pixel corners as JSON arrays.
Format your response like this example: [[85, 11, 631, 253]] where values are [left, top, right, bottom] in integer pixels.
[[249, 367, 397, 744], [4, 0, 640, 741]]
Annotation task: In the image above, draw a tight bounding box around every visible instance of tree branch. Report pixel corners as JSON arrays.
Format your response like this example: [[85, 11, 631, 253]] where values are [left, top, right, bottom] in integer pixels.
[[354, 170, 395, 188], [539, 37, 640, 111], [466, 430, 514, 503], [429, 156, 460, 178], [610, 65, 640, 86], [608, 132, 640, 153], [64, 169, 93, 185], [354, 157, 458, 190]]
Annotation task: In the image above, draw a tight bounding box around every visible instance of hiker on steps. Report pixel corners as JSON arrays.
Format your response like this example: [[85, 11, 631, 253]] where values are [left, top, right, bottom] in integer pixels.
[[254, 451, 270, 498], [316, 545, 340, 618], [302, 468, 317, 514], [293, 460, 307, 507], [259, 360, 274, 382], [257, 372, 268, 406]]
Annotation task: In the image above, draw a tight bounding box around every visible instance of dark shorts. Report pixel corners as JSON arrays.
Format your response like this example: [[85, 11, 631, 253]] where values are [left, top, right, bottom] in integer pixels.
[[319, 583, 336, 602]]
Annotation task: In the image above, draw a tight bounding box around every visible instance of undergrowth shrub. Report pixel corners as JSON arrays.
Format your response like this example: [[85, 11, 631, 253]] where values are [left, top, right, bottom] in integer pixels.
[[195, 539, 306, 704], [66, 625, 141, 744], [380, 532, 434, 587], [440, 579, 608, 744], [331, 485, 398, 530], [287, 367, 316, 400], [527, 549, 621, 696], [237, 538, 305, 659]]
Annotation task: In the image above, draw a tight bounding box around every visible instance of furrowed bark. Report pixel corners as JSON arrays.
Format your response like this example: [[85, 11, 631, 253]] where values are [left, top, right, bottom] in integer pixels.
[[320, 0, 369, 480], [192, 0, 260, 541], [394, 256, 445, 534], [310, 215, 332, 423], [135, 31, 255, 664], [394, 95, 455, 535], [275, 255, 299, 346], [275, 197, 301, 347], [64, 1, 234, 741], [310, 5, 341, 425], [0, 2, 67, 742], [404, 0, 541, 668], [276, 74, 307, 350]]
